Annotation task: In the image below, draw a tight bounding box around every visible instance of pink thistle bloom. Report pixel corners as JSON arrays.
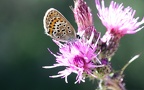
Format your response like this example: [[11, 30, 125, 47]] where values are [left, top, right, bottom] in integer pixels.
[[95, 0, 144, 37], [73, 0, 100, 43], [73, 0, 93, 32], [43, 32, 103, 84]]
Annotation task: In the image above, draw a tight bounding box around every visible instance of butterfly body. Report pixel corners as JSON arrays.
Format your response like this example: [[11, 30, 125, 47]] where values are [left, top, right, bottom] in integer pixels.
[[43, 8, 76, 42]]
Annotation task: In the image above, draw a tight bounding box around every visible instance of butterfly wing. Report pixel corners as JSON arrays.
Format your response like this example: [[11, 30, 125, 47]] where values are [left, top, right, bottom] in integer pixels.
[[43, 8, 76, 42]]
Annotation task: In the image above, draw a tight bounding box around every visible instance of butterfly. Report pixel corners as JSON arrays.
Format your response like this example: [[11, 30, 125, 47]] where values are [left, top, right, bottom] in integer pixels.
[[43, 8, 76, 42]]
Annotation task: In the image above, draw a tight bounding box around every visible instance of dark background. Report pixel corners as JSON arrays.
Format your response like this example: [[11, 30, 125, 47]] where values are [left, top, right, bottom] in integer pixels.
[[0, 0, 144, 90]]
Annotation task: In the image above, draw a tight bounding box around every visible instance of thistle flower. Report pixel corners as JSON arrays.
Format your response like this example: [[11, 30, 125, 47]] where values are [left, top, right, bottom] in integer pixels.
[[43, 32, 103, 84], [95, 0, 144, 59], [73, 0, 100, 42], [73, 0, 93, 32], [95, 0, 144, 37], [98, 55, 140, 90]]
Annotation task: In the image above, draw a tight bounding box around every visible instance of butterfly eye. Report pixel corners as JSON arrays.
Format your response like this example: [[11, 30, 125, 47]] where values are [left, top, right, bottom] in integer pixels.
[[76, 34, 81, 39]]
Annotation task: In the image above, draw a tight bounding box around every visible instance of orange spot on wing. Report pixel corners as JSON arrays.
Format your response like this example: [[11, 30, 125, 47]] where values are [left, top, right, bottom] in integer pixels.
[[49, 28, 53, 35], [49, 18, 60, 36]]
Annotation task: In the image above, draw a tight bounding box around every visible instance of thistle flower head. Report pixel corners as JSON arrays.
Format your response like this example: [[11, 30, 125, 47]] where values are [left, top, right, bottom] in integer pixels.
[[73, 0, 100, 43], [95, 0, 144, 37], [98, 55, 140, 90], [43, 32, 103, 84], [73, 0, 93, 32]]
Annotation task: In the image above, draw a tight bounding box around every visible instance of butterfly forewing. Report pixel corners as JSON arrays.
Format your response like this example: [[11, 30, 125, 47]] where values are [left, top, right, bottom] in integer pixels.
[[43, 8, 76, 42]]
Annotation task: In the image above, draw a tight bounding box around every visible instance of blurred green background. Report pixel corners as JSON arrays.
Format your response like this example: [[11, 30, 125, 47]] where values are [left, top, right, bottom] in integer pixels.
[[0, 0, 144, 90]]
